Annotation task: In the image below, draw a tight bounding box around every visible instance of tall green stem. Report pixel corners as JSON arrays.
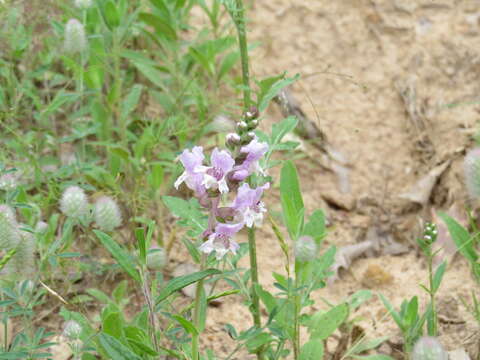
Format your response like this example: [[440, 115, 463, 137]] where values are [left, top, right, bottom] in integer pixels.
[[427, 253, 437, 336], [233, 0, 251, 110], [192, 256, 206, 360], [231, 1, 264, 358], [293, 263, 300, 360]]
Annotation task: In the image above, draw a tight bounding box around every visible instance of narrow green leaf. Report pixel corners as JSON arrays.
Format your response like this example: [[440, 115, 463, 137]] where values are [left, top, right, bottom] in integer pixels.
[[98, 333, 141, 360], [303, 210, 326, 245], [172, 315, 198, 335], [155, 268, 221, 304], [135, 228, 147, 265], [439, 212, 478, 262], [432, 261, 447, 293], [378, 294, 404, 331], [258, 74, 299, 112], [94, 230, 141, 282], [280, 160, 304, 240], [121, 84, 143, 120]]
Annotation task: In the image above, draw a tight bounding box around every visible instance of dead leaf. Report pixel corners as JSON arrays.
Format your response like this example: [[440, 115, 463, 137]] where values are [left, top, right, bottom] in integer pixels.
[[399, 161, 450, 206]]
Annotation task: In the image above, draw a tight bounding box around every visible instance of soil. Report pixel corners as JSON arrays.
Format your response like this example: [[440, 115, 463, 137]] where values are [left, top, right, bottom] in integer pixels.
[[176, 0, 480, 358]]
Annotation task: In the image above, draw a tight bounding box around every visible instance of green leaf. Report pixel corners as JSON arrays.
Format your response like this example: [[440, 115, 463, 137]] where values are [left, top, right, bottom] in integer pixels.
[[270, 116, 298, 147], [103, 0, 121, 29], [303, 210, 326, 245], [121, 84, 143, 120], [280, 161, 304, 240], [246, 332, 272, 352], [102, 312, 124, 339], [300, 340, 324, 360], [308, 303, 348, 340], [351, 355, 394, 360], [155, 268, 221, 304], [439, 212, 478, 263], [378, 294, 404, 331], [432, 261, 447, 293], [135, 228, 147, 265], [162, 196, 207, 235], [98, 333, 142, 360], [172, 315, 199, 335], [148, 162, 164, 191], [257, 73, 299, 112], [131, 61, 166, 89], [347, 290, 372, 311], [139, 13, 177, 40], [404, 296, 419, 328], [94, 230, 141, 282], [348, 336, 389, 354]]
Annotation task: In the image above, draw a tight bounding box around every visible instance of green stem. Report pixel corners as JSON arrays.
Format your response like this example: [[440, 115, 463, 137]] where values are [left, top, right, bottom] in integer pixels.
[[428, 253, 437, 336], [248, 227, 264, 360], [233, 0, 251, 111], [192, 256, 206, 360], [293, 263, 300, 360]]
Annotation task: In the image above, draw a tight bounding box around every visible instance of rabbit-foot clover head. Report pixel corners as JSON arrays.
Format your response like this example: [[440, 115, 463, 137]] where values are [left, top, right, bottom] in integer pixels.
[[94, 196, 122, 232], [60, 186, 89, 219]]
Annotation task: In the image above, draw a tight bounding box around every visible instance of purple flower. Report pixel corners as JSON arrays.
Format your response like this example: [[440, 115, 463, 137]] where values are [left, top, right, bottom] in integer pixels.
[[174, 147, 206, 195], [231, 183, 269, 227], [196, 148, 235, 194], [199, 222, 244, 259], [232, 137, 268, 180]]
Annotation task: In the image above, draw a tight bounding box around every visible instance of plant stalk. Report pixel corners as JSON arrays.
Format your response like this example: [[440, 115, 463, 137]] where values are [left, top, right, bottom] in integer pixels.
[[233, 0, 251, 111], [192, 255, 206, 360], [427, 253, 437, 336]]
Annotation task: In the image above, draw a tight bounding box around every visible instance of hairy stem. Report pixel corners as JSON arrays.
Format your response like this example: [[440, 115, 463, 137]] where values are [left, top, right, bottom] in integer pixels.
[[233, 0, 251, 111]]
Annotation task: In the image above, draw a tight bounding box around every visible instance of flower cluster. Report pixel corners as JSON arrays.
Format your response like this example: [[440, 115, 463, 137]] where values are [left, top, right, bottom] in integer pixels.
[[175, 108, 269, 259]]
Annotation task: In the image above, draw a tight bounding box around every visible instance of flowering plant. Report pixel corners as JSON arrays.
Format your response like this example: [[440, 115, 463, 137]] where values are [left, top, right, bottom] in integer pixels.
[[174, 111, 269, 259]]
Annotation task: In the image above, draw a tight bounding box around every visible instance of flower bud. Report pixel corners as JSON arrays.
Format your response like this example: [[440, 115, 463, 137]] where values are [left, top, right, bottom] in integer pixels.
[[60, 186, 89, 219], [248, 119, 259, 130], [35, 221, 48, 234], [245, 106, 259, 120], [146, 247, 167, 270], [74, 0, 93, 9], [294, 236, 318, 262], [226, 133, 241, 148], [64, 19, 87, 54], [412, 337, 448, 360], [94, 196, 122, 231], [236, 121, 248, 132], [231, 169, 249, 182], [464, 147, 480, 200], [63, 320, 82, 340]]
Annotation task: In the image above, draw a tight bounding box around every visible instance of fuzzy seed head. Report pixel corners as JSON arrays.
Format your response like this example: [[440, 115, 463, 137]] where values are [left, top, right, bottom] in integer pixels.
[[74, 0, 93, 9], [294, 236, 318, 262], [64, 19, 87, 54], [63, 320, 82, 340], [35, 221, 48, 234], [412, 337, 448, 360], [146, 247, 167, 270], [464, 147, 480, 200], [0, 205, 16, 225], [0, 171, 19, 191], [0, 211, 18, 251], [60, 186, 89, 218], [94, 196, 122, 232], [0, 220, 36, 280]]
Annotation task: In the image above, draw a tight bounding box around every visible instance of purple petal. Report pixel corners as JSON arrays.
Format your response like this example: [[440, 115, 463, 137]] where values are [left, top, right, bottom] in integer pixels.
[[211, 148, 235, 173], [215, 222, 244, 237], [179, 146, 204, 172], [241, 138, 268, 164]]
